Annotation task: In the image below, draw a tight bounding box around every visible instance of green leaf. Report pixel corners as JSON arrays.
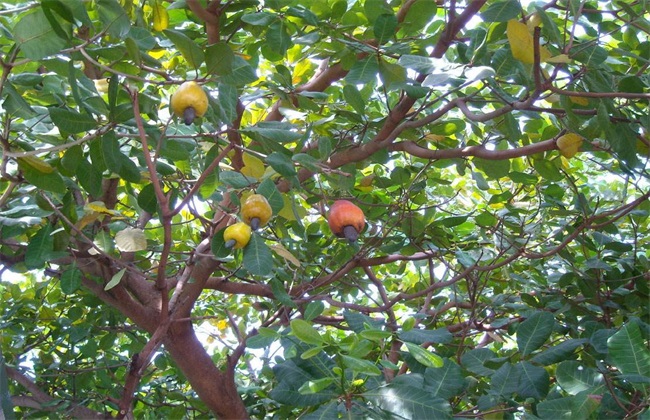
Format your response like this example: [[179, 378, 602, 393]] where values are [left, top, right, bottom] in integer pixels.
[[571, 44, 608, 68], [266, 21, 292, 56], [14, 10, 68, 60], [256, 179, 285, 214], [25, 224, 54, 269], [517, 361, 549, 399], [374, 13, 397, 44], [125, 37, 141, 65], [378, 59, 406, 89], [266, 152, 297, 177], [480, 0, 522, 22], [270, 360, 336, 406], [117, 153, 142, 184], [104, 267, 126, 291], [246, 332, 278, 349], [206, 42, 234, 76], [291, 319, 325, 345], [137, 183, 158, 214], [241, 122, 303, 144], [607, 321, 650, 376], [2, 82, 36, 118], [215, 82, 238, 124], [18, 160, 67, 194], [210, 228, 231, 259], [343, 84, 365, 115], [359, 329, 392, 341], [461, 349, 498, 376], [60, 266, 82, 294], [292, 153, 321, 173], [530, 339, 588, 366], [101, 132, 123, 174], [344, 310, 384, 333], [97, 0, 131, 40], [345, 56, 379, 85], [269, 277, 297, 308], [517, 311, 555, 356], [298, 377, 334, 394], [398, 55, 440, 74], [222, 56, 258, 86], [76, 159, 103, 197], [404, 342, 443, 368], [300, 346, 323, 359], [571, 390, 602, 419], [537, 396, 573, 419], [473, 157, 511, 179], [341, 354, 381, 376], [219, 171, 255, 188], [536, 7, 562, 44], [0, 348, 14, 420], [243, 234, 273, 276], [556, 361, 603, 395], [369, 384, 452, 419], [490, 362, 519, 397], [49, 108, 97, 133], [241, 11, 277, 26], [398, 328, 453, 345], [303, 301, 324, 321], [424, 359, 465, 399], [93, 231, 114, 254], [533, 158, 563, 181], [163, 29, 205, 68], [400, 0, 437, 35]]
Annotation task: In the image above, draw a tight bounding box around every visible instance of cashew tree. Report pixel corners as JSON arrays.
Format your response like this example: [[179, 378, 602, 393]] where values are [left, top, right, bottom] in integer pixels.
[[1, 0, 649, 418]]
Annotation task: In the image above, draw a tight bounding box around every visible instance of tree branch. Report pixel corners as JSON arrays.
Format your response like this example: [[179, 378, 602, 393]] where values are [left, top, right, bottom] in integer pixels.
[[389, 138, 558, 160], [7, 367, 111, 419]]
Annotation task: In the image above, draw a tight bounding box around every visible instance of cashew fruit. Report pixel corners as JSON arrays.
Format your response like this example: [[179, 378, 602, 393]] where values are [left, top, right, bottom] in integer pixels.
[[223, 222, 252, 249], [242, 194, 272, 230], [328, 200, 365, 242], [170, 81, 208, 125]]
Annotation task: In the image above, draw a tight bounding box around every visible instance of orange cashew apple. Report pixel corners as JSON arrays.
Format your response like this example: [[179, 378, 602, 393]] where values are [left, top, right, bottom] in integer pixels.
[[328, 200, 365, 242]]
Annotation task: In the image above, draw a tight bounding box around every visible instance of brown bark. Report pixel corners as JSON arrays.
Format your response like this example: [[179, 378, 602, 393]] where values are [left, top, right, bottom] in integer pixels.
[[164, 321, 249, 419]]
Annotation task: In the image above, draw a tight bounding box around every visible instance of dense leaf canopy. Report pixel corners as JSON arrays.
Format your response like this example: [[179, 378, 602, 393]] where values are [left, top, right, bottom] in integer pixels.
[[1, 0, 649, 418]]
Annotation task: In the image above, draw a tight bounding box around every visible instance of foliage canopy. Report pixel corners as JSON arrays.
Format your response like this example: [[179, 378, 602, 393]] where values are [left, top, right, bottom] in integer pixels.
[[1, 0, 649, 418]]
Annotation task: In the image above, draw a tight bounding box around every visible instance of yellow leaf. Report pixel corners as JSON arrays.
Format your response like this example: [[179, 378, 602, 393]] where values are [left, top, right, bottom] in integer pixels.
[[84, 201, 120, 216], [152, 0, 169, 32], [277, 195, 295, 221], [115, 227, 148, 252], [546, 54, 571, 64], [17, 156, 55, 174], [270, 243, 301, 267], [507, 19, 551, 64], [240, 153, 266, 179], [355, 174, 375, 193], [569, 95, 590, 106], [425, 134, 446, 142], [94, 78, 109, 94], [526, 12, 542, 31], [75, 212, 102, 231], [557, 133, 584, 158], [292, 60, 315, 85], [148, 49, 166, 59]]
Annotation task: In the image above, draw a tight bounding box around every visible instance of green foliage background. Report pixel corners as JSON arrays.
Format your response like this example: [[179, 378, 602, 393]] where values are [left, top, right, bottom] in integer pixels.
[[0, 0, 649, 418]]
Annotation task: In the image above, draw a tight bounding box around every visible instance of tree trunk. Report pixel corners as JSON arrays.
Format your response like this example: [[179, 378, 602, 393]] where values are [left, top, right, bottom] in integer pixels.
[[164, 321, 249, 419]]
